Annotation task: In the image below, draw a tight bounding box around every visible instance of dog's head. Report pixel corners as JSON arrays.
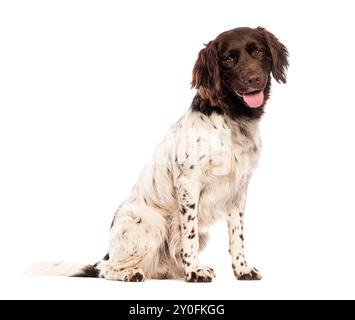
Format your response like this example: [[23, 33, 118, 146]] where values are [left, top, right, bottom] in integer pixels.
[[191, 27, 289, 110]]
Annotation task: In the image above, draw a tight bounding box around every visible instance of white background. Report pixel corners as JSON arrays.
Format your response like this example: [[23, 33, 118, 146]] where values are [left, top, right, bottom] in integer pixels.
[[1, 0, 355, 300]]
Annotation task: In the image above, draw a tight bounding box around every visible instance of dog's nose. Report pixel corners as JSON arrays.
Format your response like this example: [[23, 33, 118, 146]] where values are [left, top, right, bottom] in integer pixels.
[[246, 73, 261, 86]]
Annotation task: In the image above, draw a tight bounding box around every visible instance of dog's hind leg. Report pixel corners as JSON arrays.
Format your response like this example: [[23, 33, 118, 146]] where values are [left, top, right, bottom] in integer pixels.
[[97, 204, 167, 282]]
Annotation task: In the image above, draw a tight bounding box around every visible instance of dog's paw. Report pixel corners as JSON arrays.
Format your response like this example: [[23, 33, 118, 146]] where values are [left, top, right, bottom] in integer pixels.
[[235, 267, 262, 280], [103, 266, 145, 282], [122, 268, 145, 282], [185, 266, 216, 283]]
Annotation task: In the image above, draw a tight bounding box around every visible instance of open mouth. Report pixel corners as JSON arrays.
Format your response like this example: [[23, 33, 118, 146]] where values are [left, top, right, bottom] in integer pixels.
[[235, 89, 265, 109]]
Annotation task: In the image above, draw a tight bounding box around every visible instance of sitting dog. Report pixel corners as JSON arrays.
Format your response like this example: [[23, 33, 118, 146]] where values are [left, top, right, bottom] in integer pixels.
[[34, 27, 288, 282]]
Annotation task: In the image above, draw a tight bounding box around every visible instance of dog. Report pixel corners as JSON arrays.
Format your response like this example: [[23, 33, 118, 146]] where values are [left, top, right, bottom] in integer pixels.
[[33, 27, 288, 282]]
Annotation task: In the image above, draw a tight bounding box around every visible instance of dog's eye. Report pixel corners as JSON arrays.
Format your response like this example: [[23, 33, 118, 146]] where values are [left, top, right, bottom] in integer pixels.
[[222, 56, 234, 65], [252, 49, 265, 59]]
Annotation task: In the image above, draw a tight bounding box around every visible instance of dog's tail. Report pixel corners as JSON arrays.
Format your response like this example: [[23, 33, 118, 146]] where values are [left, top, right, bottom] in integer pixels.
[[28, 261, 100, 278]]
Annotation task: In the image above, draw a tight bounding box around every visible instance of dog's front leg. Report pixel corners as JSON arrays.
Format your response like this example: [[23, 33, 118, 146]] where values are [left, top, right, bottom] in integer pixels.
[[228, 185, 262, 280], [177, 177, 215, 282]]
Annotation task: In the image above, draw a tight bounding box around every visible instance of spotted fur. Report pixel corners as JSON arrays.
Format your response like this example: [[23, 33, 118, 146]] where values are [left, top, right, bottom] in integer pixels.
[[89, 105, 261, 281]]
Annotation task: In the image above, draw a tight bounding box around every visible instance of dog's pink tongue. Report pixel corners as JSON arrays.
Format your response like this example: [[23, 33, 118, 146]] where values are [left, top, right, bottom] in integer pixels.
[[243, 91, 264, 108]]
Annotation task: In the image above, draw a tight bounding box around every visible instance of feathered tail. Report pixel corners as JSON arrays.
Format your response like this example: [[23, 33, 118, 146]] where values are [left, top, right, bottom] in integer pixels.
[[28, 261, 100, 278]]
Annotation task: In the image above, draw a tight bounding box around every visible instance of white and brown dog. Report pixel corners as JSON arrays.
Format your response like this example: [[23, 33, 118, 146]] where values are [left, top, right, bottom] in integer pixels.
[[33, 27, 288, 282]]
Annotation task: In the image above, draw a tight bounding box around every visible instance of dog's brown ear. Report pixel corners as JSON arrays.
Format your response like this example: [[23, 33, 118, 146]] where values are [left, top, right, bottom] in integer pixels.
[[257, 27, 289, 83], [191, 41, 222, 106]]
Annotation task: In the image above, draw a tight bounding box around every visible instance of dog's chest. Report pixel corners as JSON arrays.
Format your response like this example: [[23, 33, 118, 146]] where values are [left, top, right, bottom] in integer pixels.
[[198, 119, 261, 224]]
